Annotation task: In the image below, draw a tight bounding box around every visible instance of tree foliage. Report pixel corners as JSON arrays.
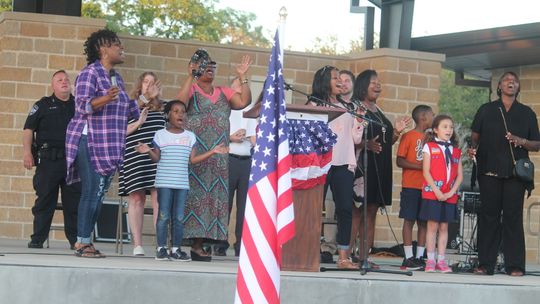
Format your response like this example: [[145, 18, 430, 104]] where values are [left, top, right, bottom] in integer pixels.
[[304, 35, 340, 55], [438, 69, 490, 129], [82, 0, 270, 47], [0, 0, 11, 12]]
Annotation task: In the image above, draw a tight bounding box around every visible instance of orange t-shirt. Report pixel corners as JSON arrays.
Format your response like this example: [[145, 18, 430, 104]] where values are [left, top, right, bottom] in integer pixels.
[[397, 129, 424, 189]]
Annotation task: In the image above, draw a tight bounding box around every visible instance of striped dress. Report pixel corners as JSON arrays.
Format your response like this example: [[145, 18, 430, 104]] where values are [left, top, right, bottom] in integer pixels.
[[118, 110, 166, 196]]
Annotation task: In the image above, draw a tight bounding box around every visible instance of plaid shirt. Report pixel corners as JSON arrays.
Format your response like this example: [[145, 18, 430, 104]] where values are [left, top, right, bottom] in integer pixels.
[[65, 60, 139, 184]]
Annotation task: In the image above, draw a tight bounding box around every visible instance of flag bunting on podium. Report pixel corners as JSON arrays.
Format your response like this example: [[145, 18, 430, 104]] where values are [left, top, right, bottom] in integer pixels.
[[234, 30, 295, 304]]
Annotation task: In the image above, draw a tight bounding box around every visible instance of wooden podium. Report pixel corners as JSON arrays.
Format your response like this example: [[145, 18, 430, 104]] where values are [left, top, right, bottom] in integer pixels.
[[245, 103, 345, 272]]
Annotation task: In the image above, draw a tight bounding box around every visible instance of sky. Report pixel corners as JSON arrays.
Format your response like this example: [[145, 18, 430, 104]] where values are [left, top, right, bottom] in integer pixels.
[[216, 0, 540, 52]]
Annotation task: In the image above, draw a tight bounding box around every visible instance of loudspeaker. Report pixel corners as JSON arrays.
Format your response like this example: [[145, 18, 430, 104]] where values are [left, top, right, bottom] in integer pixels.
[[95, 200, 130, 243], [13, 0, 82, 17], [447, 221, 460, 250]]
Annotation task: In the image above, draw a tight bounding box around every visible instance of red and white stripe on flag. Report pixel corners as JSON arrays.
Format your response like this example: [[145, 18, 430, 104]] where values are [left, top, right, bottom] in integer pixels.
[[235, 29, 294, 304]]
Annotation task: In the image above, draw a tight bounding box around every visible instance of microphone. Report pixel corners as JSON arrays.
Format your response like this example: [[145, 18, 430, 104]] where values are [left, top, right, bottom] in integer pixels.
[[110, 69, 117, 87], [284, 82, 294, 91]]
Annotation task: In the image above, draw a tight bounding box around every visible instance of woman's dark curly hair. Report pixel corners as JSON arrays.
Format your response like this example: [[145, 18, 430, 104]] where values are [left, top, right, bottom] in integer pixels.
[[83, 29, 120, 65]]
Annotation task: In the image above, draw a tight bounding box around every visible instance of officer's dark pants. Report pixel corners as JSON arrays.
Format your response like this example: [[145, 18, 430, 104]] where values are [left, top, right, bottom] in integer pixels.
[[31, 157, 81, 246], [214, 154, 251, 255]]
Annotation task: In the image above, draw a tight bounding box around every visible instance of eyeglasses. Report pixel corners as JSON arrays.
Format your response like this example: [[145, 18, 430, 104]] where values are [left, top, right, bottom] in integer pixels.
[[321, 65, 337, 74]]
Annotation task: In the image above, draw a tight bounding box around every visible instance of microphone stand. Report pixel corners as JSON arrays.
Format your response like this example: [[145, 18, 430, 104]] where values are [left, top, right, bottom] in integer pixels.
[[285, 82, 412, 276], [284, 82, 370, 122]]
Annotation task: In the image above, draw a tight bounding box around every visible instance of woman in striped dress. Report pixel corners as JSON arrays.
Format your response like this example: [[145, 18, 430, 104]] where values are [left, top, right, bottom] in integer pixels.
[[118, 72, 165, 256]]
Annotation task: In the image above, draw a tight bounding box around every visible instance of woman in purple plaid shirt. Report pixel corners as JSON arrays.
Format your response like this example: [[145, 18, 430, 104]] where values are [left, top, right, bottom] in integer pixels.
[[65, 29, 157, 258]]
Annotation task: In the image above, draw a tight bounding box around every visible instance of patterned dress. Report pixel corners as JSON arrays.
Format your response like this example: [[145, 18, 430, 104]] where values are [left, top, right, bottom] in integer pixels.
[[183, 85, 234, 241], [118, 110, 166, 196]]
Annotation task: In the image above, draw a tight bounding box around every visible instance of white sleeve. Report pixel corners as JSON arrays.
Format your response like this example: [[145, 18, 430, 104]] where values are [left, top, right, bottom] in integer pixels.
[[245, 118, 257, 137], [422, 143, 431, 156]]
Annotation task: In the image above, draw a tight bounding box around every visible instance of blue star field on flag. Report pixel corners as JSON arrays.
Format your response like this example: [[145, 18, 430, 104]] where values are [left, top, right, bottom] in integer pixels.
[[249, 31, 289, 186]]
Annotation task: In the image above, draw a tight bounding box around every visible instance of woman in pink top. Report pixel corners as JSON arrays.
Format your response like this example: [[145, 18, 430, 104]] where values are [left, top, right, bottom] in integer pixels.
[[176, 50, 252, 261], [310, 65, 365, 269]]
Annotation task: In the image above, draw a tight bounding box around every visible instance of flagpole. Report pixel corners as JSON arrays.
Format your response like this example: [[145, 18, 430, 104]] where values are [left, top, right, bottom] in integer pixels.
[[278, 7, 287, 65]]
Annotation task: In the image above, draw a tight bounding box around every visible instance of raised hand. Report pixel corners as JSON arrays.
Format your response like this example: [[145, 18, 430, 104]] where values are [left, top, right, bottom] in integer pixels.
[[138, 107, 149, 125], [394, 116, 412, 133], [236, 55, 252, 78], [188, 61, 199, 77], [146, 79, 161, 100]]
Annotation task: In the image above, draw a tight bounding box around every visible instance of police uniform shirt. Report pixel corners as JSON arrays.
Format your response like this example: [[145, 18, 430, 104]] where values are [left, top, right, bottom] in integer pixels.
[[23, 94, 75, 148]]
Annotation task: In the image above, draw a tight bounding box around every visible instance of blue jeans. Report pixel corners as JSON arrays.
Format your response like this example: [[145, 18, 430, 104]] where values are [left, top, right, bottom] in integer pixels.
[[76, 135, 113, 244], [156, 188, 188, 247]]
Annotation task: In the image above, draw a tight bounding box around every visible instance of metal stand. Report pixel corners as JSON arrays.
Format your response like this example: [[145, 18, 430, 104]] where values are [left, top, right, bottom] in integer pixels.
[[284, 83, 411, 275], [358, 125, 411, 276]]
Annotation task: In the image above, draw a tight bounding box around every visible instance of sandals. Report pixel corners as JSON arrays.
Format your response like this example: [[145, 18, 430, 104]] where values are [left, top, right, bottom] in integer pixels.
[[509, 269, 524, 277], [74, 243, 105, 258], [337, 258, 359, 270], [473, 266, 493, 275], [190, 249, 212, 262]]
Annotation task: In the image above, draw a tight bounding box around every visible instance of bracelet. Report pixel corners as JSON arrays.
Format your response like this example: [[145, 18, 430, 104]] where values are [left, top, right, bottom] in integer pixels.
[[241, 78, 249, 84], [139, 94, 150, 104]]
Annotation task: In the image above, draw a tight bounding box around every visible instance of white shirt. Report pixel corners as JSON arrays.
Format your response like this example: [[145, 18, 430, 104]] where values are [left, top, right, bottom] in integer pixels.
[[422, 137, 453, 183], [229, 107, 257, 156]]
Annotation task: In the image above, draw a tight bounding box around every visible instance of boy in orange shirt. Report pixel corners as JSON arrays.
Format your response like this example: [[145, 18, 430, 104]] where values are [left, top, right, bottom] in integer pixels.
[[397, 105, 434, 270]]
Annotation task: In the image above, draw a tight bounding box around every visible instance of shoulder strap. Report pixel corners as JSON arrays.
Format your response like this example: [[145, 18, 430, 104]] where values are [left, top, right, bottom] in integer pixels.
[[498, 106, 516, 164]]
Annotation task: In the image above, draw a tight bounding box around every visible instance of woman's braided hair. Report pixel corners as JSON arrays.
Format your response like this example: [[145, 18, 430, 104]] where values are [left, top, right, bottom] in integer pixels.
[[83, 29, 120, 65]]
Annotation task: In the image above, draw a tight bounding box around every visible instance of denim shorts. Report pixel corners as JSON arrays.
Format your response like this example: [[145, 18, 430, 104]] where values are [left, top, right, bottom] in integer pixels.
[[398, 188, 423, 221]]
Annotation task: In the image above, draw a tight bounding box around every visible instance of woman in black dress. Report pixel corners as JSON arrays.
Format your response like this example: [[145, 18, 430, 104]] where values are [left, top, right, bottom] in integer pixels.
[[353, 69, 411, 266]]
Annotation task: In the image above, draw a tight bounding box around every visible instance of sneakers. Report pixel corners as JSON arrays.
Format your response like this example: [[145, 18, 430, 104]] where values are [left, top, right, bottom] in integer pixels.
[[425, 259, 452, 273], [133, 245, 145, 256], [436, 260, 452, 273], [213, 247, 227, 256], [170, 249, 191, 262], [401, 257, 423, 271], [27, 240, 43, 249], [424, 259, 436, 273], [155, 247, 170, 261]]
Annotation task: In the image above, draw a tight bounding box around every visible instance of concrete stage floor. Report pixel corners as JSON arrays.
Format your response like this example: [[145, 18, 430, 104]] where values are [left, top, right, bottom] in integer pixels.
[[1, 238, 539, 304]]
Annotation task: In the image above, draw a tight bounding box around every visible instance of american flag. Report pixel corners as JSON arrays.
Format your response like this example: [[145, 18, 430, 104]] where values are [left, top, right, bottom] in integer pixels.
[[235, 30, 295, 304], [288, 119, 337, 190]]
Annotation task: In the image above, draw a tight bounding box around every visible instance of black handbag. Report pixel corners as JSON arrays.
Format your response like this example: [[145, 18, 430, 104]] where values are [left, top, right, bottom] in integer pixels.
[[514, 158, 534, 183], [498, 107, 535, 183]]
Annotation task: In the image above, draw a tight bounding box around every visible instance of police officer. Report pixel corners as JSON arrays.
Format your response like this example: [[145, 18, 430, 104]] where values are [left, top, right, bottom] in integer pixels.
[[23, 70, 81, 249]]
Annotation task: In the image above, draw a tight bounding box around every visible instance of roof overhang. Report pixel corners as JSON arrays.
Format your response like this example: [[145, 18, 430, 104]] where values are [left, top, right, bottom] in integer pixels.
[[410, 22, 540, 81]]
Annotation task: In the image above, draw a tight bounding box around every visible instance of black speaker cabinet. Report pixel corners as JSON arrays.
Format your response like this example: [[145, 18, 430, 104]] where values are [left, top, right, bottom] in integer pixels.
[[13, 0, 82, 17], [95, 200, 130, 243], [446, 221, 460, 250]]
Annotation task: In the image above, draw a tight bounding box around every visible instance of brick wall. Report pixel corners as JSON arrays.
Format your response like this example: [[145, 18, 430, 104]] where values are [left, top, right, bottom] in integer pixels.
[[16, 12, 539, 259], [490, 68, 540, 261]]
